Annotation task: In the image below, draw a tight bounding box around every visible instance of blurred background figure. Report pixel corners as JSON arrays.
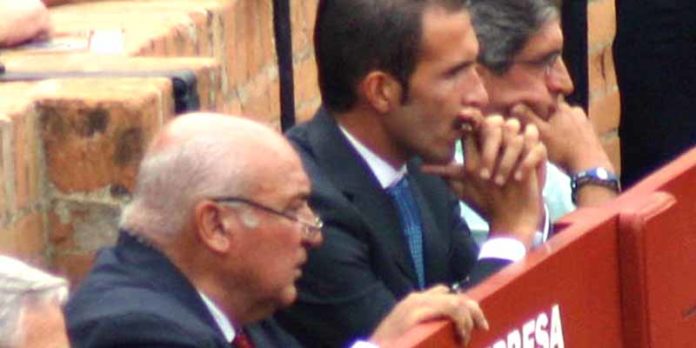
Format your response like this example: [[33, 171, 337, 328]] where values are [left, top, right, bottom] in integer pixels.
[[0, 0, 52, 47], [614, 0, 696, 187], [0, 255, 69, 348]]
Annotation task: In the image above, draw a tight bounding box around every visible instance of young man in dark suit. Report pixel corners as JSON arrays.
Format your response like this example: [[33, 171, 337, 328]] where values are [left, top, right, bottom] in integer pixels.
[[65, 113, 489, 347], [278, 0, 548, 346]]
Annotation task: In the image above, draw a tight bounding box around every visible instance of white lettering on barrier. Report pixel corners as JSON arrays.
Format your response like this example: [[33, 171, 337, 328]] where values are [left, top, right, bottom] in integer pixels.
[[487, 304, 564, 348]]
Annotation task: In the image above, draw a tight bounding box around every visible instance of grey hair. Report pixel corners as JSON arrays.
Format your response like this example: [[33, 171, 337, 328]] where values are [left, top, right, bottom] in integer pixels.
[[470, 0, 559, 74], [120, 135, 253, 237], [0, 256, 68, 347]]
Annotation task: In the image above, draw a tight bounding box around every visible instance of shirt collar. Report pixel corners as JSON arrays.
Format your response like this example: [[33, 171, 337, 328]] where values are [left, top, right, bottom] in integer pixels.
[[198, 291, 236, 342], [339, 126, 407, 189]]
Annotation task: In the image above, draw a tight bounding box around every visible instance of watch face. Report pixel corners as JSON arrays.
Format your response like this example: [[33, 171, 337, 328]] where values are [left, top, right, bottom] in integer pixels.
[[595, 168, 609, 179]]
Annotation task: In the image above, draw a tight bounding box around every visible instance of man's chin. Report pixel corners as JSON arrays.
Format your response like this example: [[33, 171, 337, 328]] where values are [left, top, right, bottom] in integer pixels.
[[279, 286, 298, 307]]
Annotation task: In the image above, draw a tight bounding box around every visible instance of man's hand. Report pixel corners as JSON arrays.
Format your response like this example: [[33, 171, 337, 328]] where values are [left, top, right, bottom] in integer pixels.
[[511, 102, 614, 175], [0, 0, 52, 47], [423, 116, 547, 247], [511, 102, 618, 206], [369, 285, 489, 347]]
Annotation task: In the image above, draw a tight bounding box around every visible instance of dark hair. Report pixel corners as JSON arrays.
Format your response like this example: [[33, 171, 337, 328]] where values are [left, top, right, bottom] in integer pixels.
[[314, 0, 470, 112], [470, 0, 559, 74]]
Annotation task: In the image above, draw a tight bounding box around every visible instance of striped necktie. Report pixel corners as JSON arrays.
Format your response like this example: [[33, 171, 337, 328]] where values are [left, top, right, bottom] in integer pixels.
[[387, 176, 426, 288]]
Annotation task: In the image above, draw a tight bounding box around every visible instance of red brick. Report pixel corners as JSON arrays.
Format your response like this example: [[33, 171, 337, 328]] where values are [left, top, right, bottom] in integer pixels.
[[240, 72, 278, 123], [47, 200, 120, 253], [588, 46, 618, 97], [0, 117, 11, 221], [0, 83, 43, 214], [291, 0, 317, 55], [226, 98, 244, 116], [269, 73, 282, 119], [258, 0, 276, 69], [51, 252, 96, 288], [4, 55, 223, 111], [34, 78, 172, 194], [44, 0, 228, 57], [0, 212, 47, 264], [48, 211, 73, 249], [242, 1, 259, 79], [588, 0, 616, 52], [294, 56, 320, 108], [9, 109, 42, 211], [600, 133, 622, 175], [296, 97, 322, 123], [589, 89, 621, 135], [206, 0, 236, 93]]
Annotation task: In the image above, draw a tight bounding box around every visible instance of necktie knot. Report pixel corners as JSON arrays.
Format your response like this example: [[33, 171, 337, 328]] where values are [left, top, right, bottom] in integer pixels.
[[387, 175, 409, 196]]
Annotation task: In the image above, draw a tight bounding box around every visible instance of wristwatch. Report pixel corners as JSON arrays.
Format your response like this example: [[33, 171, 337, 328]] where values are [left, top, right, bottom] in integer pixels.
[[570, 167, 621, 204]]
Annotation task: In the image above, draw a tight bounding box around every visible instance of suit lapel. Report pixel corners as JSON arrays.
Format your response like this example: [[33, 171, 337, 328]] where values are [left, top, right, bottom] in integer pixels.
[[304, 109, 419, 284]]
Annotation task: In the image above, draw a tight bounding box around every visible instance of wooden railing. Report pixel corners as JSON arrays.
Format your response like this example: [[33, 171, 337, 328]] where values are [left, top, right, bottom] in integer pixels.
[[393, 147, 696, 348]]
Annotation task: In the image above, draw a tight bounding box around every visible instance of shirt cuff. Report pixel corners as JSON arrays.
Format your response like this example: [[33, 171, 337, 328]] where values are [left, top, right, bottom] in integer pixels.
[[533, 204, 551, 247], [350, 340, 380, 348], [478, 237, 527, 262]]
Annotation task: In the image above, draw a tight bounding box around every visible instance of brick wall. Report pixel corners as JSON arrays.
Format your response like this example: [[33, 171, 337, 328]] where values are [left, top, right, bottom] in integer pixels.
[[587, 0, 621, 172], [0, 0, 617, 284], [0, 0, 321, 283]]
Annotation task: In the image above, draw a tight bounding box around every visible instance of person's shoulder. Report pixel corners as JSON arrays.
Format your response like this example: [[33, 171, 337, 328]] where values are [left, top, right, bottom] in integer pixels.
[[68, 310, 223, 348], [285, 108, 326, 142], [67, 281, 223, 347], [66, 252, 207, 333]]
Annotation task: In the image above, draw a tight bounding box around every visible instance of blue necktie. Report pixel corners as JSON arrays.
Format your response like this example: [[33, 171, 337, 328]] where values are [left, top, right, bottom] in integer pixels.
[[387, 176, 425, 289]]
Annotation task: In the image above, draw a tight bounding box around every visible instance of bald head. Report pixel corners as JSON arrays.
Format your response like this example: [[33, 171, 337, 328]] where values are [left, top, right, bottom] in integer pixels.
[[120, 113, 303, 240], [150, 113, 290, 155]]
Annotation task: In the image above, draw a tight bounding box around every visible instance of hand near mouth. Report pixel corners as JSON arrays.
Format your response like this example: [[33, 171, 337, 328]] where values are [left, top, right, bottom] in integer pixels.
[[422, 115, 547, 248], [510, 102, 617, 207]]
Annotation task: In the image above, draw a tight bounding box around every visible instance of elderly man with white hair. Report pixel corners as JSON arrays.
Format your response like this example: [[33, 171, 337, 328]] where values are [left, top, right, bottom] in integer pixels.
[[65, 113, 489, 347], [0, 255, 69, 348]]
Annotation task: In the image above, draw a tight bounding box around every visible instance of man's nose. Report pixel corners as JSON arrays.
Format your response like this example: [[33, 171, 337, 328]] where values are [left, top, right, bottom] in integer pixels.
[[547, 59, 574, 95], [303, 229, 323, 248], [463, 66, 490, 109]]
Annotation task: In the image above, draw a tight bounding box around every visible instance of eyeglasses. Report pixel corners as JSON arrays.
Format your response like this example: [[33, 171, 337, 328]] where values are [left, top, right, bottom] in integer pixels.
[[210, 196, 323, 239], [512, 52, 562, 77]]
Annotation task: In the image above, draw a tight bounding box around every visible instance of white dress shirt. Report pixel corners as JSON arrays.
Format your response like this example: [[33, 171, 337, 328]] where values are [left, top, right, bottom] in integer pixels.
[[199, 292, 236, 343], [200, 289, 379, 347]]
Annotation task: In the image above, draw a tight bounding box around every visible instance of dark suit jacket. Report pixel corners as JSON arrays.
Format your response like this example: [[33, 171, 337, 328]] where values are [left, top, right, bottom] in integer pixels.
[[276, 108, 510, 347], [66, 232, 301, 348]]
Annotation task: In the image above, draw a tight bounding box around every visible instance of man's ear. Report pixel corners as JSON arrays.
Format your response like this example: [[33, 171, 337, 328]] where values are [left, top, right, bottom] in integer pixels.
[[360, 71, 403, 113], [194, 201, 231, 254]]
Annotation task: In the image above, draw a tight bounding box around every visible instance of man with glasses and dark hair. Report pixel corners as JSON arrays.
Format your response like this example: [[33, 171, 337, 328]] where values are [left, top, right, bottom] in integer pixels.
[[65, 113, 489, 347], [278, 0, 548, 346], [458, 0, 620, 242]]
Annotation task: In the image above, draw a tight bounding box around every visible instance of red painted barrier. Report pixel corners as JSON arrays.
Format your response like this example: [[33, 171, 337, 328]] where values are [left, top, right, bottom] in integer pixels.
[[394, 147, 696, 348]]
